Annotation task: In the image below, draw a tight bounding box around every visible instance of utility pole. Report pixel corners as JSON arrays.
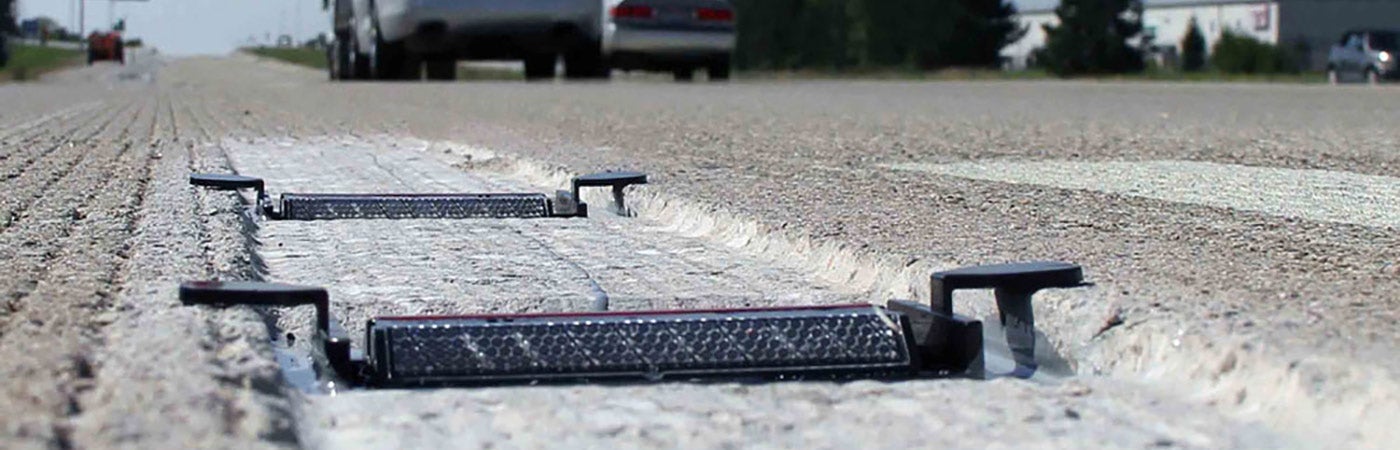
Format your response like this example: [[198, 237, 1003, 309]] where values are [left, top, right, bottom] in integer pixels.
[[295, 0, 302, 43]]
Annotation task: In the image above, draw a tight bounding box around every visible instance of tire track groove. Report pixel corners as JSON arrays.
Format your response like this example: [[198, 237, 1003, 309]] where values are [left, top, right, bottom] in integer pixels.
[[0, 101, 139, 230], [183, 92, 301, 448], [0, 100, 141, 332], [0, 104, 110, 190], [0, 102, 113, 177], [63, 92, 283, 449], [0, 93, 156, 449], [0, 103, 100, 161], [68, 92, 287, 449]]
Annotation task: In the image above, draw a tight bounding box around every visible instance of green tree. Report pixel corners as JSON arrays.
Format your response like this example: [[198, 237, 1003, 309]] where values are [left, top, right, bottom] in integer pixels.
[[1211, 30, 1296, 74], [1181, 17, 1206, 71], [733, 0, 838, 69], [858, 0, 921, 67], [2, 0, 17, 35], [732, 0, 1029, 72], [1038, 0, 1145, 76], [945, 0, 1027, 68], [906, 0, 957, 69]]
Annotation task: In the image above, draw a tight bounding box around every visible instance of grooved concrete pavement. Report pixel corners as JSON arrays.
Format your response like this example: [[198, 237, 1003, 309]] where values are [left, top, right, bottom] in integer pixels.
[[0, 52, 1395, 448]]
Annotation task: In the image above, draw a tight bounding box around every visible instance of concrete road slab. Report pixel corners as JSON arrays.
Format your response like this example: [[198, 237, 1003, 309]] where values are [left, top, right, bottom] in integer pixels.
[[890, 160, 1400, 229]]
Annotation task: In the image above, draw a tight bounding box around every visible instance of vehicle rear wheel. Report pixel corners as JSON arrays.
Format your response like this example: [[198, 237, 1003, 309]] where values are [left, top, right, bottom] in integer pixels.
[[673, 69, 694, 82], [327, 44, 338, 80], [329, 37, 352, 80], [524, 54, 556, 81], [349, 37, 371, 80], [564, 43, 608, 80], [707, 57, 730, 81], [425, 59, 456, 81], [370, 27, 413, 80]]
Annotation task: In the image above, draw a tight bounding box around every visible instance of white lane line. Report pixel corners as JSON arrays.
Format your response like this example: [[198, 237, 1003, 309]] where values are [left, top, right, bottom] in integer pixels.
[[889, 160, 1400, 229]]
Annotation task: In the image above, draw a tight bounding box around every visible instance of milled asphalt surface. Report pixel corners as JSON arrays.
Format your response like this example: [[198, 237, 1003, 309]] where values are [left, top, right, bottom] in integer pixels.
[[0, 52, 1394, 448]]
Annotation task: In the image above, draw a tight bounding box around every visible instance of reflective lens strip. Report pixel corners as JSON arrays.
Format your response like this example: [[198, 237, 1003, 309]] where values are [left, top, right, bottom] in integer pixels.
[[696, 8, 733, 21], [368, 306, 913, 384], [280, 193, 551, 220], [610, 5, 654, 18]]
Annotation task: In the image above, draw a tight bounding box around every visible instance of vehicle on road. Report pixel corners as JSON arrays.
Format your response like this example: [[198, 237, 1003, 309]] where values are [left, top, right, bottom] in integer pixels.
[[603, 0, 735, 82], [325, 0, 608, 81], [1327, 29, 1398, 84], [87, 31, 125, 65]]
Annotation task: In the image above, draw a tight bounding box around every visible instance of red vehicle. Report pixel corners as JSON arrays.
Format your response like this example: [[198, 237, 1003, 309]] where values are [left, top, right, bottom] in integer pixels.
[[87, 32, 125, 65]]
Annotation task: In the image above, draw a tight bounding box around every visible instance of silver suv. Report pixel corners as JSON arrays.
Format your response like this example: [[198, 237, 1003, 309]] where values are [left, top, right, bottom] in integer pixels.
[[602, 0, 736, 82], [325, 0, 608, 81], [1327, 30, 1398, 84]]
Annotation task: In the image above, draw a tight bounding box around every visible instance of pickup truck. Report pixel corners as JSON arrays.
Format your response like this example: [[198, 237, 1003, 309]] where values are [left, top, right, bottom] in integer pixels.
[[325, 0, 608, 81], [1327, 29, 1398, 84]]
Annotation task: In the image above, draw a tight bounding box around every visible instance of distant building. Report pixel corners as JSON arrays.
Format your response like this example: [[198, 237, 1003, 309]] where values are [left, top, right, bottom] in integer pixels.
[[20, 19, 41, 39], [1003, 0, 1400, 70]]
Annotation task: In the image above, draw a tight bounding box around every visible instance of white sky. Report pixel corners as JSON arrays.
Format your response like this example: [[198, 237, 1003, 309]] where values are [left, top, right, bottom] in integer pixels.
[[17, 0, 330, 55]]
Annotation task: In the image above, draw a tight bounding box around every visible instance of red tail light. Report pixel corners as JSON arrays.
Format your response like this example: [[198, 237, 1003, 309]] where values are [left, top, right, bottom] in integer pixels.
[[610, 5, 655, 18], [696, 8, 734, 22]]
